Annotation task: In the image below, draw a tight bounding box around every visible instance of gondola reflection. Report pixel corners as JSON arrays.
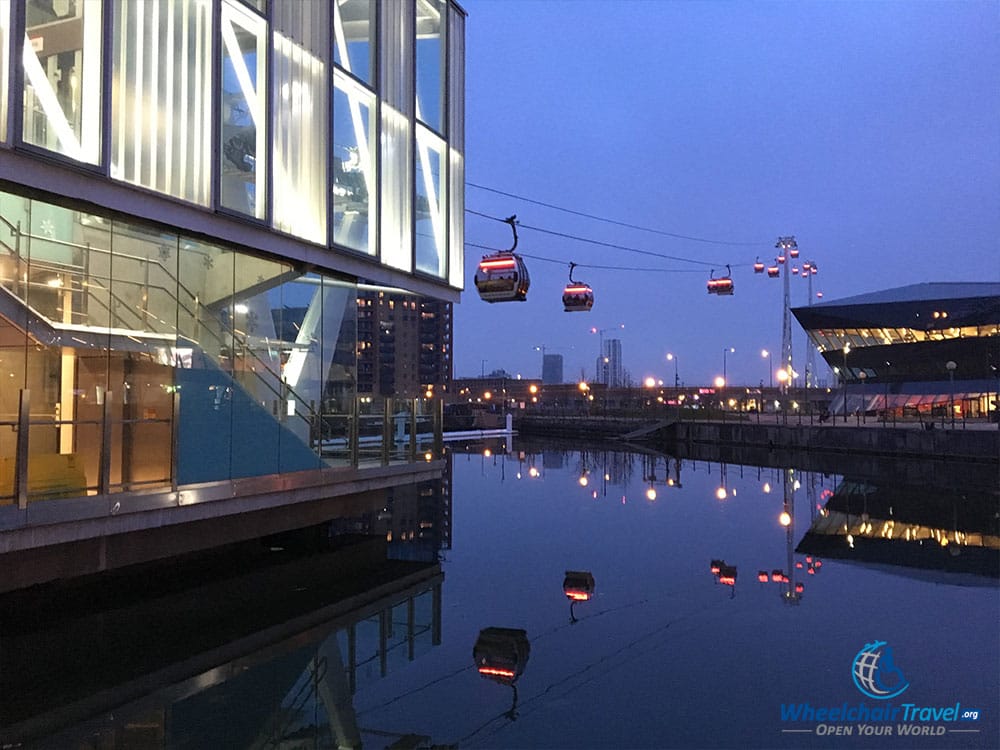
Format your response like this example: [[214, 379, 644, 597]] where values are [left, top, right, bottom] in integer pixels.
[[563, 570, 596, 621], [710, 559, 738, 597], [473, 627, 531, 720]]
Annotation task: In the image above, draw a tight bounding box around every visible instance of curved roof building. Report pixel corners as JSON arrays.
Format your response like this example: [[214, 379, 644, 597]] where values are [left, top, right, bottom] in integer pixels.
[[792, 283, 1000, 418]]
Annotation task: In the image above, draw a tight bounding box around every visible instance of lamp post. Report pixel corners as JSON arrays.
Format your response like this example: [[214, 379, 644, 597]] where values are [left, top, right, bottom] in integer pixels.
[[667, 353, 679, 388], [761, 349, 772, 389], [842, 343, 851, 424], [883, 361, 892, 427], [946, 360, 957, 429], [714, 376, 726, 421], [858, 370, 867, 425], [722, 347, 734, 417]]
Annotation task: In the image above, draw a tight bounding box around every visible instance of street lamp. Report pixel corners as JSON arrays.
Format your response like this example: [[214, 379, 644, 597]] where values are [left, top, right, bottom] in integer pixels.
[[946, 360, 957, 429], [775, 369, 789, 423], [761, 349, 772, 388], [723, 347, 734, 386], [883, 360, 892, 426], [842, 343, 851, 423], [858, 370, 867, 425], [666, 353, 679, 388], [722, 347, 734, 416]]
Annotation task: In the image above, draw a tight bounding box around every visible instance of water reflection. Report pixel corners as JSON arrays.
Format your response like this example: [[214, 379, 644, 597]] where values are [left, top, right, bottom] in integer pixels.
[[2, 439, 997, 748], [0, 476, 451, 748], [797, 475, 999, 583]]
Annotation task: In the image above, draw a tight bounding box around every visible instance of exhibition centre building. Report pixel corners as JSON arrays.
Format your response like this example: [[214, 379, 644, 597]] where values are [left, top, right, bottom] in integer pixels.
[[0, 0, 465, 587], [792, 283, 1000, 419]]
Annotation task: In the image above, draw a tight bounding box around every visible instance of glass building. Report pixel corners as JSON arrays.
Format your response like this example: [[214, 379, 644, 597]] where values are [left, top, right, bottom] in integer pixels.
[[792, 283, 1000, 419], [0, 0, 464, 575]]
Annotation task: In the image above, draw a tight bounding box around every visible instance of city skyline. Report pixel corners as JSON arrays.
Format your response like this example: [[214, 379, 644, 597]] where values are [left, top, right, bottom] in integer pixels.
[[453, 0, 999, 386]]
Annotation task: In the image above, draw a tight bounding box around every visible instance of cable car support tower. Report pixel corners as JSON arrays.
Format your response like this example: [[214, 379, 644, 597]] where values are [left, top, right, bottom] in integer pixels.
[[775, 237, 796, 387]]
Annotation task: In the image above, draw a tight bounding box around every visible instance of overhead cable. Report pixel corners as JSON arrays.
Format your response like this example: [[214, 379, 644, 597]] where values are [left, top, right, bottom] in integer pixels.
[[466, 181, 769, 247], [466, 209, 740, 269], [466, 242, 704, 273]]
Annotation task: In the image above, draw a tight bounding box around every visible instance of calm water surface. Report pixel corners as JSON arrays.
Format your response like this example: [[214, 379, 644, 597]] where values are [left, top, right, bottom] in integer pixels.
[[5, 439, 998, 749]]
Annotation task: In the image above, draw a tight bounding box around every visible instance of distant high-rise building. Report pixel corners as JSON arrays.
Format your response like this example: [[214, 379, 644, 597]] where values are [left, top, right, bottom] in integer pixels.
[[600, 338, 624, 387], [542, 354, 564, 384]]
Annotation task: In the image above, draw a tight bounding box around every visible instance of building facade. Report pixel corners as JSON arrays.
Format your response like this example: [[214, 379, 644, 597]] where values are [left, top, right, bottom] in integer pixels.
[[356, 290, 452, 398], [0, 0, 465, 585], [542, 353, 563, 384], [792, 283, 1000, 418], [599, 337, 625, 387]]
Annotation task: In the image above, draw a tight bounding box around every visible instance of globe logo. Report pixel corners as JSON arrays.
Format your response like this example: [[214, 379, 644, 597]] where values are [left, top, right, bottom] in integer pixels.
[[852, 641, 910, 700]]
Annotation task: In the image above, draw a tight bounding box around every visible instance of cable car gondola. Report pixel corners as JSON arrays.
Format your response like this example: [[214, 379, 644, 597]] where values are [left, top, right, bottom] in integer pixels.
[[707, 265, 734, 296], [753, 257, 765, 274], [767, 262, 780, 278], [562, 263, 594, 312], [474, 215, 530, 303]]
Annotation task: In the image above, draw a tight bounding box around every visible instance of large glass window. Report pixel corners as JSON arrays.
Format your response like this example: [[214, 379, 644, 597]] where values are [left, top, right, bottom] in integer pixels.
[[219, 0, 266, 219], [380, 1, 414, 272], [0, 0, 9, 143], [111, 0, 212, 206], [272, 0, 328, 244], [415, 125, 446, 277], [272, 33, 327, 243], [332, 0, 374, 86], [333, 70, 376, 255], [415, 0, 445, 134], [447, 5, 465, 288], [21, 0, 103, 163]]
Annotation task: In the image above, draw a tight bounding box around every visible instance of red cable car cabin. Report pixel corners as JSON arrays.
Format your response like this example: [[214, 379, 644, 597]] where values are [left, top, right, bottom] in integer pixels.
[[767, 264, 780, 278], [753, 259, 765, 274], [474, 252, 530, 302], [562, 284, 594, 312], [707, 267, 734, 296], [562, 262, 594, 312]]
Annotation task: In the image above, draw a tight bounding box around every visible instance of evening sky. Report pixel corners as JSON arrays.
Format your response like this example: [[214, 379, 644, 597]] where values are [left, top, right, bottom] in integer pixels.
[[453, 0, 1000, 387]]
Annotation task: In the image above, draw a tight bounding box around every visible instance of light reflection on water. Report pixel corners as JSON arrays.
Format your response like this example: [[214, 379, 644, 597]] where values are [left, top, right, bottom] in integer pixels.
[[5, 439, 997, 749], [356, 440, 998, 749]]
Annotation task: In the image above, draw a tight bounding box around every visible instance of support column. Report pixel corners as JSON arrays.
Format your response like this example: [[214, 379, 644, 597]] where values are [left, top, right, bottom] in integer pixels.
[[15, 389, 30, 509], [382, 399, 392, 466], [409, 398, 417, 462], [99, 390, 113, 496], [349, 397, 359, 469], [432, 398, 443, 458]]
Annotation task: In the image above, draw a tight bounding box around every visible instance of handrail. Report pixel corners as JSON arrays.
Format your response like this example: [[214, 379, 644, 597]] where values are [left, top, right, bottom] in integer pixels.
[[3, 213, 209, 319], [0, 214, 319, 429], [0, 212, 16, 234]]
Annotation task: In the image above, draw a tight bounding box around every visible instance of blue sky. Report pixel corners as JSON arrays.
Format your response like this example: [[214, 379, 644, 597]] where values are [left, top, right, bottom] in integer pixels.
[[453, 0, 1000, 387]]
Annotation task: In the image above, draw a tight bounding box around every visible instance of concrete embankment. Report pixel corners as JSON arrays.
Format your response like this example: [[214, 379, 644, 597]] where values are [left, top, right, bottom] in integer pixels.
[[515, 415, 1000, 463]]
